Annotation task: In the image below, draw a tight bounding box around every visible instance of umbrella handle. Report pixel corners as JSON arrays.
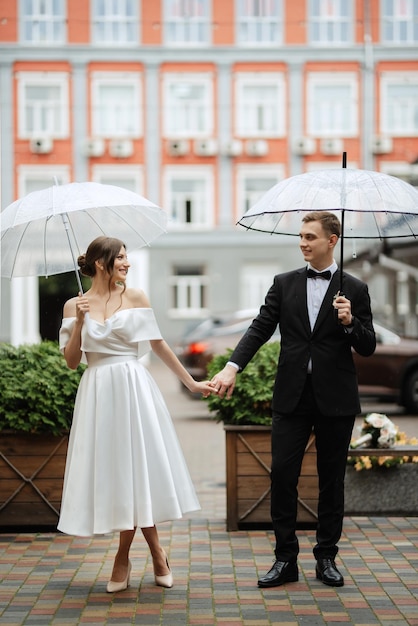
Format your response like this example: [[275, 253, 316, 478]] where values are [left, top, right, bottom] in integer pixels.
[[84, 313, 113, 340]]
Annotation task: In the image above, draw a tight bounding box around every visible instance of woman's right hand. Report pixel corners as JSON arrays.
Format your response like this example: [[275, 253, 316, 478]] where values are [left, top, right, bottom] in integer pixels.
[[75, 293, 90, 323]]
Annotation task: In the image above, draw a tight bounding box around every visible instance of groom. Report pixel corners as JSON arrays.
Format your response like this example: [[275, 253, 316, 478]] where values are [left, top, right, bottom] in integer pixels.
[[210, 211, 376, 588]]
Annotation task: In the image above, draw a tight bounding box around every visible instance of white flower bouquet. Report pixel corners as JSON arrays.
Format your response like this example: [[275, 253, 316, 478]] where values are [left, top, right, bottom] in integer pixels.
[[350, 412, 398, 449]]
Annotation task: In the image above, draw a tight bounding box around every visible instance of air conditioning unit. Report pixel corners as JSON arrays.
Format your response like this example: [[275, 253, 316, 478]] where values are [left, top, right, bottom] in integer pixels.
[[245, 139, 269, 157], [84, 138, 105, 158], [109, 139, 133, 158], [167, 139, 190, 157], [372, 136, 393, 155], [320, 138, 343, 156], [224, 139, 243, 157], [30, 137, 53, 154], [293, 137, 316, 156], [193, 139, 218, 156]]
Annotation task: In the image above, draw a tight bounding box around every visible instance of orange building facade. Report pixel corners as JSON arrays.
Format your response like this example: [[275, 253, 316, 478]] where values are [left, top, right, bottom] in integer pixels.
[[1, 0, 417, 343]]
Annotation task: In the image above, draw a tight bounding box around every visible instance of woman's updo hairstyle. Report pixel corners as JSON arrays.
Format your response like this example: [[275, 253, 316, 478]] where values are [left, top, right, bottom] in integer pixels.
[[78, 236, 126, 277]]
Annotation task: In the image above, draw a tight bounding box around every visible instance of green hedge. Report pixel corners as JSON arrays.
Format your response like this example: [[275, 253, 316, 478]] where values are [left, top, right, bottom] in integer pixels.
[[0, 341, 85, 435], [204, 342, 280, 425]]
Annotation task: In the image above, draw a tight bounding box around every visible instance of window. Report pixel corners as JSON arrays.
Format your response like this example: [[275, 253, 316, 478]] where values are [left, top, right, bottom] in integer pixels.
[[235, 73, 285, 137], [236, 0, 282, 45], [381, 72, 418, 136], [236, 165, 284, 216], [382, 0, 418, 44], [92, 0, 138, 45], [21, 0, 66, 44], [380, 161, 418, 188], [240, 262, 280, 310], [307, 72, 358, 136], [309, 0, 352, 44], [92, 165, 144, 193], [165, 0, 210, 45], [163, 74, 213, 137], [91, 73, 142, 138], [17, 165, 70, 196], [169, 265, 209, 317], [164, 166, 214, 229], [17, 72, 69, 139]]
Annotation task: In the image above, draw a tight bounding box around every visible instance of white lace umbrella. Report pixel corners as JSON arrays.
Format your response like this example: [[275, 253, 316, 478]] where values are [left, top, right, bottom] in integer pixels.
[[237, 164, 418, 292], [1, 181, 168, 338]]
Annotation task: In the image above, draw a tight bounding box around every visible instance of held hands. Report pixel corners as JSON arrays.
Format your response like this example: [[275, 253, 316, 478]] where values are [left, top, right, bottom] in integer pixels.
[[209, 364, 238, 400], [188, 362, 238, 399], [333, 292, 353, 326], [192, 380, 218, 398]]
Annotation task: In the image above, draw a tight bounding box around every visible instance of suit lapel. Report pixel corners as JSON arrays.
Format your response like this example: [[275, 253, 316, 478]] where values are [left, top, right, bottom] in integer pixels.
[[296, 269, 312, 336], [312, 270, 341, 333]]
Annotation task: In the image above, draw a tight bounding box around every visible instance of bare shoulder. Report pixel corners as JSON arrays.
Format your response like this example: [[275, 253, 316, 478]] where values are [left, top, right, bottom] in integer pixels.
[[125, 287, 151, 308], [63, 296, 78, 318]]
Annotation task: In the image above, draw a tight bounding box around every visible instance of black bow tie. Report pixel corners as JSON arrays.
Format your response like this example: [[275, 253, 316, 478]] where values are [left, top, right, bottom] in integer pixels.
[[307, 269, 332, 280]]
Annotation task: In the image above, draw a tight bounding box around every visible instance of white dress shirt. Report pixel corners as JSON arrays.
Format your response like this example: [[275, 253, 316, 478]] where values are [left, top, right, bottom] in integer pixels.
[[306, 261, 338, 372]]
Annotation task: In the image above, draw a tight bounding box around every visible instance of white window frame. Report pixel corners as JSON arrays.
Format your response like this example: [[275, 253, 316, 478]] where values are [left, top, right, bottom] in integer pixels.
[[13, 166, 68, 347], [307, 72, 358, 137], [380, 72, 418, 136], [239, 261, 281, 310], [164, 0, 210, 46], [379, 161, 418, 188], [20, 0, 66, 44], [91, 0, 138, 45], [91, 72, 142, 138], [309, 0, 353, 45], [17, 164, 71, 197], [236, 0, 283, 46], [91, 165, 144, 194], [169, 266, 210, 318], [164, 165, 214, 230], [306, 160, 358, 171], [17, 72, 70, 139], [381, 0, 418, 44], [236, 164, 285, 218], [234, 73, 286, 138], [163, 73, 214, 138]]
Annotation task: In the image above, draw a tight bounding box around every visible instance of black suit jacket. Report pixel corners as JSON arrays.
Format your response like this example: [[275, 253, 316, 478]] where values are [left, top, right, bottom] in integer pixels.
[[230, 267, 376, 417]]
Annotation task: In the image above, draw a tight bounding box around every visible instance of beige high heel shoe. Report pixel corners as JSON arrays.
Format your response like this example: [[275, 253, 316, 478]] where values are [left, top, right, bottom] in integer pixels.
[[106, 560, 132, 593], [154, 554, 173, 589]]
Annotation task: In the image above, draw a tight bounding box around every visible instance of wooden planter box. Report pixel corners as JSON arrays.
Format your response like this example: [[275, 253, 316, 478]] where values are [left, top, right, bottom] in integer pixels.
[[224, 425, 318, 531], [0, 432, 68, 529]]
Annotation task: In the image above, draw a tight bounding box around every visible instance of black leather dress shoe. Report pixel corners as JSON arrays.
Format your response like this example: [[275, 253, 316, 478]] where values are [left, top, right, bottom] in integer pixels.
[[258, 560, 298, 588], [315, 558, 344, 587]]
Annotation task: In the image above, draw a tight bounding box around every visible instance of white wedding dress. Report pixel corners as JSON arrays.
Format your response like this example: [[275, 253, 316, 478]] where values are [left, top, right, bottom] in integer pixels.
[[57, 308, 200, 537]]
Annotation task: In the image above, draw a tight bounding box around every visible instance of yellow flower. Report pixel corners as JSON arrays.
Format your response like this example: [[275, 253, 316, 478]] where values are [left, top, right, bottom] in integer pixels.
[[397, 431, 407, 444], [361, 456, 373, 470]]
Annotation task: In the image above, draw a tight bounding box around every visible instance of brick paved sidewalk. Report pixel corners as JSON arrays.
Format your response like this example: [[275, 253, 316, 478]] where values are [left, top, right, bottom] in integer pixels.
[[1, 516, 418, 625]]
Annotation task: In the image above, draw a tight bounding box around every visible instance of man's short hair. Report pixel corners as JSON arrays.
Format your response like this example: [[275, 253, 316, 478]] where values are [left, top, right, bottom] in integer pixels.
[[302, 211, 341, 239]]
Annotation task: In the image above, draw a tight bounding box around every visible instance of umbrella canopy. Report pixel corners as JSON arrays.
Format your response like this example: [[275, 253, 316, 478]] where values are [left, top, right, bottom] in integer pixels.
[[237, 167, 418, 292], [1, 181, 168, 339], [1, 181, 168, 281], [238, 168, 418, 240]]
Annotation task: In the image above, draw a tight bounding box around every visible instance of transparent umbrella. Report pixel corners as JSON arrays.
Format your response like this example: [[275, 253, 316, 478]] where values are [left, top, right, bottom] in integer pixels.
[[237, 157, 418, 292], [1, 181, 168, 337]]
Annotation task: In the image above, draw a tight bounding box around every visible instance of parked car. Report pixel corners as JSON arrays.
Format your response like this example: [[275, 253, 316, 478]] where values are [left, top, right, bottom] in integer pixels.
[[353, 323, 418, 413], [176, 311, 418, 413]]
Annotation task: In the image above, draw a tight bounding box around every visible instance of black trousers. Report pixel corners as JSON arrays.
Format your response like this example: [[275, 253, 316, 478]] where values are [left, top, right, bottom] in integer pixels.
[[271, 376, 355, 562]]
